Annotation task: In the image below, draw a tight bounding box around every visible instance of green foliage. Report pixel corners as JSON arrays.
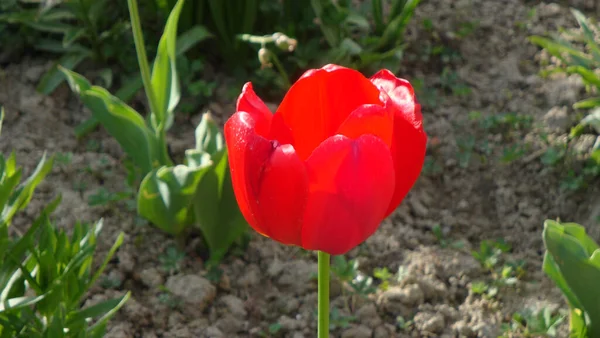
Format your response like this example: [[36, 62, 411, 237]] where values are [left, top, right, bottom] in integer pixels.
[[308, 0, 420, 73], [530, 9, 600, 136], [0, 107, 128, 337], [63, 1, 246, 262], [472, 239, 512, 272], [500, 308, 566, 337], [542, 219, 600, 337], [0, 0, 132, 95]]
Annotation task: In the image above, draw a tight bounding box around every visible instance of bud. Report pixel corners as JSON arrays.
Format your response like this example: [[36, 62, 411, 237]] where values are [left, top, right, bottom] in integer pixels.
[[258, 47, 273, 68], [272, 32, 297, 52]]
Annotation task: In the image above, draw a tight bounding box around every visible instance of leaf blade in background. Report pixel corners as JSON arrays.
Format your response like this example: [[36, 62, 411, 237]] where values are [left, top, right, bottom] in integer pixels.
[[60, 67, 160, 174], [150, 0, 186, 131]]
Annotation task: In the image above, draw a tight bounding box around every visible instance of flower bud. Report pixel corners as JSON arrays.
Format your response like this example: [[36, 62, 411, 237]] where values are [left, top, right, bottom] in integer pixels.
[[273, 32, 297, 52], [258, 47, 273, 68]]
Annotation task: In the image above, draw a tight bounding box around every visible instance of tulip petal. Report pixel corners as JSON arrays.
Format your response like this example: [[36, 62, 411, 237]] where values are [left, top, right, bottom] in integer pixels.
[[277, 65, 382, 160], [337, 104, 394, 148], [224, 111, 274, 236], [370, 70, 427, 216], [236, 82, 273, 137], [255, 144, 308, 246], [301, 134, 395, 255], [370, 70, 422, 129]]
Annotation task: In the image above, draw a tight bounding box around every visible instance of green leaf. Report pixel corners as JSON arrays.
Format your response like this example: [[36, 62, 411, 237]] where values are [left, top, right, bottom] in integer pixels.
[[528, 36, 593, 68], [574, 97, 600, 110], [62, 27, 86, 47], [571, 9, 600, 64], [66, 292, 130, 328], [375, 0, 420, 50], [150, 0, 186, 131], [542, 220, 600, 336], [86, 292, 130, 335], [60, 67, 160, 174], [2, 153, 53, 227], [0, 294, 46, 313], [567, 65, 600, 88], [579, 108, 600, 134], [37, 53, 88, 95], [86, 230, 124, 290], [193, 150, 247, 262], [176, 25, 213, 55], [138, 163, 213, 236]]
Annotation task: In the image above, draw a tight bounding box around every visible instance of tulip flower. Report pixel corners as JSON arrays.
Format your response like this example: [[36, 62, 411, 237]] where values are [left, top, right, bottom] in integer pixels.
[[225, 64, 426, 255], [225, 64, 426, 337]]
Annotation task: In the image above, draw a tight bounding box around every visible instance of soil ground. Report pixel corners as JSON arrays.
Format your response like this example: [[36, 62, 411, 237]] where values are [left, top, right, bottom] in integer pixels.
[[1, 0, 600, 337]]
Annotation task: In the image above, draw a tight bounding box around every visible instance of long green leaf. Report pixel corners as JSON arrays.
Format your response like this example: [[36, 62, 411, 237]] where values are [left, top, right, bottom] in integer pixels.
[[60, 67, 161, 174], [176, 25, 213, 55], [543, 220, 600, 336], [150, 0, 185, 131], [2, 153, 53, 227], [37, 53, 88, 95]]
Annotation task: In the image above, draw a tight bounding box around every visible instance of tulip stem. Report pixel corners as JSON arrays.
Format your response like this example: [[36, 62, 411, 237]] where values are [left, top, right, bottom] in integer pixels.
[[317, 251, 330, 338]]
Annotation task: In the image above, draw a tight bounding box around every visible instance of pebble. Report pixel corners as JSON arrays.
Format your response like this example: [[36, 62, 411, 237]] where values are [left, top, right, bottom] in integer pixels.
[[139, 267, 163, 288], [165, 274, 216, 311], [219, 295, 247, 318], [414, 312, 445, 334], [356, 303, 382, 328], [341, 325, 373, 338]]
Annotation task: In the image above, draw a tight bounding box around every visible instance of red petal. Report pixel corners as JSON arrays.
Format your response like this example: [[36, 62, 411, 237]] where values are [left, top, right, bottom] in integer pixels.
[[224, 111, 274, 236], [370, 71, 427, 216], [370, 70, 423, 129], [276, 65, 382, 160], [301, 134, 395, 255], [385, 115, 427, 216], [255, 144, 308, 246], [337, 103, 394, 148], [236, 83, 272, 137]]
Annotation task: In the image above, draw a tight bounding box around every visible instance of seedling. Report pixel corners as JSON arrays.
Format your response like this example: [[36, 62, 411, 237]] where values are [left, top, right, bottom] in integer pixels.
[[159, 245, 186, 275], [500, 308, 566, 337], [432, 224, 464, 249], [373, 267, 393, 291]]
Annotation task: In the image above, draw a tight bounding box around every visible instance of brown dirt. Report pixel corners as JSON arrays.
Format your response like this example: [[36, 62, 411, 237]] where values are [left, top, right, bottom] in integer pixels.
[[1, 0, 600, 337]]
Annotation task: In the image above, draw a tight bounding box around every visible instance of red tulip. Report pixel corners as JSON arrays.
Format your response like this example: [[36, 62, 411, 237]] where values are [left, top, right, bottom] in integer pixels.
[[225, 64, 426, 255]]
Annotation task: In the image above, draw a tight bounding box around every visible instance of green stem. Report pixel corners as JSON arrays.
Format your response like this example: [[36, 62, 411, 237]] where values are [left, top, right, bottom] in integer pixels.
[[318, 251, 330, 338], [270, 53, 291, 89], [127, 0, 160, 119]]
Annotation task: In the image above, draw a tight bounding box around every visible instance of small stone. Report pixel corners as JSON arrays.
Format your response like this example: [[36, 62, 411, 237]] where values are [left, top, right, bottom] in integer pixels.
[[140, 268, 163, 288], [373, 325, 391, 338], [165, 274, 216, 311], [452, 320, 474, 337], [341, 325, 373, 338], [291, 332, 305, 338], [220, 295, 247, 318], [215, 314, 245, 334], [414, 312, 445, 334], [118, 251, 135, 273], [457, 199, 469, 211], [279, 315, 302, 331], [276, 260, 317, 294], [538, 3, 561, 18], [204, 326, 224, 338], [543, 106, 571, 132], [356, 303, 382, 328], [379, 284, 424, 314], [418, 278, 448, 301]]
